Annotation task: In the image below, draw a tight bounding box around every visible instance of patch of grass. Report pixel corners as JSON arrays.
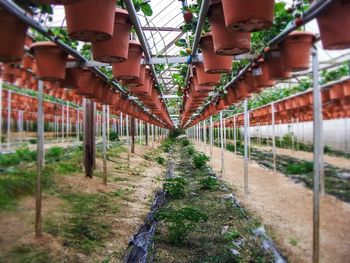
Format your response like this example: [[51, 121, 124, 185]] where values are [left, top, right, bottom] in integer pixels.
[[286, 161, 313, 174], [187, 146, 195, 156], [224, 229, 241, 241], [162, 138, 175, 153], [0, 147, 36, 167], [58, 192, 120, 255], [181, 139, 190, 146], [156, 156, 165, 165], [192, 152, 210, 169], [3, 244, 52, 263], [289, 237, 299, 246], [164, 177, 188, 199]]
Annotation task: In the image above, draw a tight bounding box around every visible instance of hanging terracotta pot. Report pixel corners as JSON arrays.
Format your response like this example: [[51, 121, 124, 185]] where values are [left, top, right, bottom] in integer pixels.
[[252, 60, 275, 88], [243, 70, 260, 93], [313, 0, 350, 50], [235, 79, 251, 99], [34, 0, 81, 4], [75, 69, 98, 97], [112, 40, 143, 80], [129, 68, 151, 94], [281, 31, 315, 72], [22, 55, 34, 70], [0, 9, 28, 63], [30, 42, 68, 81], [199, 33, 233, 74], [121, 65, 146, 87], [92, 9, 132, 63], [216, 98, 227, 111], [221, 0, 274, 32], [193, 74, 214, 93], [330, 83, 344, 100], [265, 48, 291, 80], [61, 56, 80, 89], [194, 63, 221, 86], [64, 0, 116, 42], [208, 1, 251, 55]]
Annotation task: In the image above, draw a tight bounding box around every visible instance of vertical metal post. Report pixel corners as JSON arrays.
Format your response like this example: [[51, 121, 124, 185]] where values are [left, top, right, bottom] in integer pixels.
[[102, 105, 107, 185], [243, 100, 249, 197], [77, 108, 80, 142], [66, 102, 69, 140], [61, 104, 64, 143], [210, 116, 213, 157], [119, 112, 123, 138], [204, 120, 207, 154], [83, 99, 95, 178], [152, 124, 155, 148], [292, 118, 295, 152], [312, 48, 323, 263], [0, 79, 2, 151], [139, 120, 143, 155], [220, 111, 225, 175], [7, 90, 11, 149], [126, 115, 130, 166], [271, 103, 276, 172], [223, 118, 227, 150], [234, 115, 237, 155], [107, 106, 110, 148], [130, 117, 135, 154], [35, 80, 44, 238]]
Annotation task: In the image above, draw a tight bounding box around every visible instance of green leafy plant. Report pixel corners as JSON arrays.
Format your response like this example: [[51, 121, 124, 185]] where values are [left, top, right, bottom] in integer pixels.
[[164, 177, 187, 199], [224, 229, 241, 241], [187, 146, 195, 156], [46, 146, 65, 162], [192, 152, 210, 169], [155, 207, 208, 244], [156, 156, 165, 165], [109, 131, 119, 142], [199, 176, 218, 190], [181, 139, 190, 146], [286, 161, 313, 175], [162, 138, 174, 153]]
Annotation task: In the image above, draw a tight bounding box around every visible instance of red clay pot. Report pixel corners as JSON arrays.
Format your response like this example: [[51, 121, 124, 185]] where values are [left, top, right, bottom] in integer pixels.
[[22, 55, 33, 70], [221, 0, 274, 32], [92, 9, 132, 63], [281, 31, 315, 72], [75, 69, 98, 97], [112, 40, 143, 80], [64, 0, 116, 42], [61, 55, 79, 89], [208, 2, 251, 55], [199, 33, 233, 74], [194, 63, 221, 86], [34, 0, 81, 4], [314, 0, 350, 50], [330, 83, 344, 100], [31, 42, 68, 81], [265, 48, 291, 80], [121, 65, 146, 87], [0, 9, 28, 63], [193, 74, 214, 93], [252, 61, 275, 88], [129, 68, 152, 95]]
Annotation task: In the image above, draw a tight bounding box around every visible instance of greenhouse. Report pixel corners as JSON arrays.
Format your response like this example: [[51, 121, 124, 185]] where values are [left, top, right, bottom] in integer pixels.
[[0, 0, 349, 262]]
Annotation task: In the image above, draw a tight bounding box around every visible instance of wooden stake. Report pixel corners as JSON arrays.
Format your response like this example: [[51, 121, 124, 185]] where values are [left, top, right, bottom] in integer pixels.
[[83, 99, 95, 178]]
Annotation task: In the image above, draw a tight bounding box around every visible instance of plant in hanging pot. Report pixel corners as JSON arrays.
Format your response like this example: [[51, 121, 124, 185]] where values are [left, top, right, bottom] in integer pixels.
[[193, 63, 221, 86], [264, 47, 291, 80], [252, 60, 275, 88], [112, 40, 143, 80], [221, 0, 275, 32], [92, 8, 132, 63], [208, 0, 251, 55], [199, 32, 233, 74], [30, 41, 68, 81], [64, 0, 116, 42], [280, 31, 315, 72], [312, 0, 350, 50]]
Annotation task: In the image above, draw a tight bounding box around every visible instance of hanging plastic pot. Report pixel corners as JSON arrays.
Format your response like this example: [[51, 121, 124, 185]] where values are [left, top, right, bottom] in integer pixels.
[[221, 0, 274, 32], [61, 55, 80, 89], [129, 68, 151, 94], [92, 9, 132, 63], [121, 65, 146, 87], [64, 0, 116, 42], [75, 69, 99, 97], [281, 31, 315, 72], [330, 83, 344, 100], [313, 0, 350, 50], [194, 63, 221, 86], [208, 1, 251, 55], [193, 73, 214, 93], [265, 48, 291, 80], [252, 60, 275, 88], [0, 9, 28, 63], [34, 0, 81, 4], [112, 40, 143, 80], [199, 33, 233, 74], [30, 42, 68, 81]]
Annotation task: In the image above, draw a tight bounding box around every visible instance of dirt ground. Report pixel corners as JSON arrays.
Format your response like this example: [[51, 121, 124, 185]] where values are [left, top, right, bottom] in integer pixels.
[[256, 145, 350, 170], [194, 141, 350, 263], [0, 143, 165, 262]]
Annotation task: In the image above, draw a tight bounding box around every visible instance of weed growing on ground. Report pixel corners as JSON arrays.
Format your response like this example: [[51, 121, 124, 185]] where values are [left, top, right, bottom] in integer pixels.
[[0, 146, 36, 167], [155, 207, 208, 244], [164, 177, 187, 199], [192, 152, 210, 169], [199, 176, 218, 190], [286, 161, 313, 174], [181, 139, 190, 146], [156, 156, 165, 165]]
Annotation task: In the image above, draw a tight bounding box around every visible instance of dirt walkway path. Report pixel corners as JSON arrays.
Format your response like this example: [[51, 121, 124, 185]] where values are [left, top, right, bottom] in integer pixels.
[[194, 141, 350, 263], [255, 145, 350, 170]]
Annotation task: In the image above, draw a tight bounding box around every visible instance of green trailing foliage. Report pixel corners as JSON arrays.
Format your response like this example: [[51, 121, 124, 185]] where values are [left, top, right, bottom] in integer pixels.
[[199, 176, 218, 190], [164, 177, 188, 199], [155, 207, 208, 244], [286, 161, 313, 175], [192, 152, 210, 169]]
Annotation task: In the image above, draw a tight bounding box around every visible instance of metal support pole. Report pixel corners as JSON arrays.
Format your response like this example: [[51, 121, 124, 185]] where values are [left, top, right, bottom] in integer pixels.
[[61, 105, 64, 143], [126, 115, 131, 166], [7, 90, 11, 149], [152, 124, 155, 148], [220, 111, 225, 175], [210, 116, 213, 157], [312, 48, 323, 263], [234, 115, 237, 155], [102, 105, 107, 185], [223, 118, 227, 150], [83, 99, 95, 178], [271, 103, 277, 172], [77, 108, 80, 142], [204, 120, 207, 154], [107, 106, 110, 148], [139, 120, 143, 155], [243, 100, 249, 197], [35, 80, 44, 238], [66, 101, 69, 140], [0, 79, 2, 151], [131, 117, 135, 154]]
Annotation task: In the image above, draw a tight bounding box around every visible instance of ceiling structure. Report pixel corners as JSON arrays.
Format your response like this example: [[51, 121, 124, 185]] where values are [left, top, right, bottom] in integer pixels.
[[45, 0, 349, 129]]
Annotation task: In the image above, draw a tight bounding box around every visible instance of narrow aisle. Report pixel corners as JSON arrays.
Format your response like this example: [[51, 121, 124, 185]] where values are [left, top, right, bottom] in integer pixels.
[[194, 142, 350, 263]]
